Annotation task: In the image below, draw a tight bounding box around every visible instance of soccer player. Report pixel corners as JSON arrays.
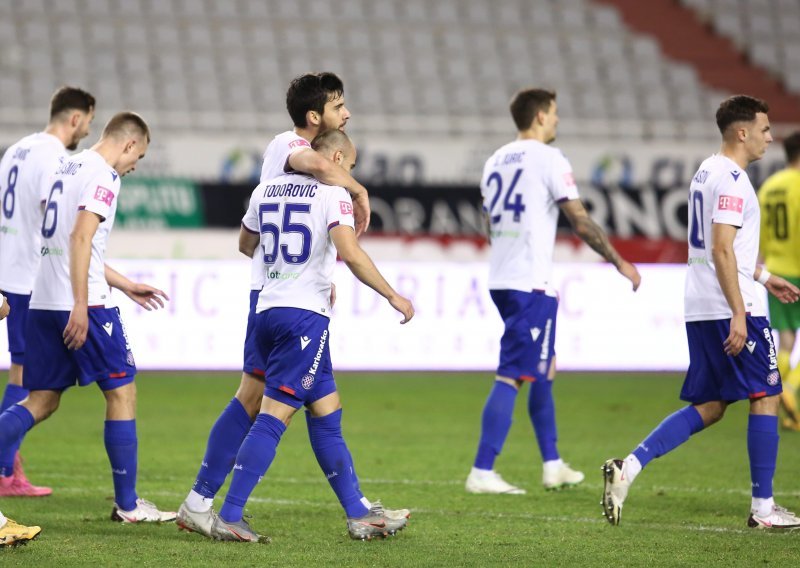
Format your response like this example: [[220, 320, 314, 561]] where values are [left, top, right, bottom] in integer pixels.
[[0, 112, 175, 523], [0, 297, 41, 547], [758, 131, 800, 430], [466, 88, 641, 495], [178, 72, 393, 534], [201, 130, 413, 543], [602, 96, 800, 529], [0, 86, 95, 497]]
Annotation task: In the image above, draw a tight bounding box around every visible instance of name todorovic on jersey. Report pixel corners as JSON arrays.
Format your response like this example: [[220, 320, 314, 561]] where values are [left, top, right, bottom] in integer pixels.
[[263, 182, 317, 198], [307, 329, 328, 376]]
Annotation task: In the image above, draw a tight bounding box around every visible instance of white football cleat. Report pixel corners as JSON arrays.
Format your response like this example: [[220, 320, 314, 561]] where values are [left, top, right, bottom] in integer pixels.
[[748, 505, 800, 530], [542, 462, 585, 491], [111, 498, 177, 523], [601, 458, 630, 526], [176, 502, 217, 536], [465, 468, 526, 495]]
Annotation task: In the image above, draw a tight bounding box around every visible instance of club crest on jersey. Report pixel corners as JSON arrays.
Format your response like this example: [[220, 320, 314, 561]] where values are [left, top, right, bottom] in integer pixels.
[[340, 201, 353, 215], [717, 195, 742, 213], [767, 371, 780, 386], [94, 186, 115, 206], [301, 374, 315, 390], [288, 139, 310, 149]]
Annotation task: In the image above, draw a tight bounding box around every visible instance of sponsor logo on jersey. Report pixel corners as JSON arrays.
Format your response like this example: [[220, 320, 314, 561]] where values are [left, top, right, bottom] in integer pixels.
[[731, 171, 741, 181], [288, 139, 311, 149], [0, 226, 18, 235], [539, 319, 552, 360], [563, 172, 576, 187], [745, 340, 756, 354], [40, 246, 64, 257], [301, 374, 315, 390], [111, 171, 118, 181], [103, 322, 114, 336], [530, 327, 541, 342], [94, 185, 115, 206], [300, 336, 311, 350], [764, 327, 778, 369], [266, 270, 300, 280], [307, 329, 329, 376], [717, 195, 743, 213], [339, 201, 353, 215]]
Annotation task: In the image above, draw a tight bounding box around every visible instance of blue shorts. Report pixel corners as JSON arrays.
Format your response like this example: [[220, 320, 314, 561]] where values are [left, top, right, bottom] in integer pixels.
[[243, 289, 266, 377], [255, 307, 336, 409], [490, 289, 558, 382], [2, 291, 30, 365], [681, 316, 781, 404], [23, 307, 136, 392]]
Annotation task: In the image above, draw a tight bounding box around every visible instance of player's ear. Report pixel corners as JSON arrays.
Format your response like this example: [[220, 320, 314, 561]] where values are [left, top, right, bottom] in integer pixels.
[[124, 138, 137, 154], [333, 149, 343, 165], [308, 110, 320, 127], [69, 111, 81, 128]]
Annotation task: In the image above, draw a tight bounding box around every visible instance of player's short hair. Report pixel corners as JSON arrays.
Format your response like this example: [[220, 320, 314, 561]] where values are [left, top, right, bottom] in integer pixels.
[[286, 72, 345, 128], [783, 131, 800, 163], [49, 86, 95, 120], [715, 95, 769, 134], [311, 129, 352, 154], [509, 88, 556, 131], [101, 111, 150, 143]]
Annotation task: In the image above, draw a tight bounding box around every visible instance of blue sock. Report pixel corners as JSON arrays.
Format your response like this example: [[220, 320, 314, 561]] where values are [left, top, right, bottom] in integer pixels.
[[308, 409, 369, 519], [632, 406, 704, 468], [104, 420, 138, 511], [473, 381, 518, 470], [748, 414, 778, 499], [306, 410, 365, 502], [193, 398, 254, 499], [220, 413, 286, 523], [0, 386, 31, 476], [528, 379, 559, 462], [0, 405, 35, 477]]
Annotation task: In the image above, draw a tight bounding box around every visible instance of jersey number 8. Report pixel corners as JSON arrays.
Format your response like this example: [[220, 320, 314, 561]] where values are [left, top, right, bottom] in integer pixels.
[[1, 165, 18, 219]]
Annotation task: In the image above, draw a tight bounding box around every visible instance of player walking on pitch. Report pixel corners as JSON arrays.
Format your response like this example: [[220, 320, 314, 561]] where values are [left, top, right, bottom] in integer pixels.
[[0, 112, 174, 523], [197, 130, 413, 543], [0, 86, 95, 497], [602, 96, 800, 529], [466, 88, 641, 495]]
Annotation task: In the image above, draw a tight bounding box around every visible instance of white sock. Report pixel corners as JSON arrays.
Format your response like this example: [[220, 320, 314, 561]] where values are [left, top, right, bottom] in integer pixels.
[[752, 496, 774, 517], [623, 454, 642, 483], [542, 458, 564, 475], [0, 511, 6, 528], [185, 490, 213, 513], [360, 497, 372, 510], [470, 466, 494, 478]]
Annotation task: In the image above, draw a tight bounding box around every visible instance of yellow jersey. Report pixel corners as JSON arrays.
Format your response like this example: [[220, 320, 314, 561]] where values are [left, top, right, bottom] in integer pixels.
[[758, 168, 800, 277]]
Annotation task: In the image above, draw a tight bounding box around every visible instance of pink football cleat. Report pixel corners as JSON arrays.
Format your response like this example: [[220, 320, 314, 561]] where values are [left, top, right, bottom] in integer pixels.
[[0, 453, 52, 497]]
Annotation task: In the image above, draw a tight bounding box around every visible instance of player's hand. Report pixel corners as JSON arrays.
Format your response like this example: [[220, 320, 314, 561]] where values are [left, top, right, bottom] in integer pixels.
[[765, 274, 800, 304], [123, 283, 169, 311], [0, 295, 9, 320], [388, 294, 414, 324], [329, 282, 337, 309], [63, 305, 89, 350], [723, 313, 747, 356], [351, 192, 371, 237], [618, 260, 641, 292]]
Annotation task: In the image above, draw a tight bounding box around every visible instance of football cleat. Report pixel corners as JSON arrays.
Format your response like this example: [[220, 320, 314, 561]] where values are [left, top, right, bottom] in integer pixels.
[[542, 462, 585, 491], [210, 515, 269, 543], [0, 453, 53, 497], [370, 500, 410, 521], [747, 505, 800, 530], [465, 468, 526, 495], [176, 502, 218, 537], [347, 502, 408, 540], [111, 498, 177, 523], [601, 458, 630, 526], [0, 518, 41, 547]]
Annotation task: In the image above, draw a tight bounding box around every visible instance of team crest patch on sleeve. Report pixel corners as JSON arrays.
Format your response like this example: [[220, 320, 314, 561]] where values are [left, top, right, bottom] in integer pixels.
[[94, 186, 115, 206], [340, 201, 353, 215], [717, 195, 743, 213], [288, 139, 311, 149]]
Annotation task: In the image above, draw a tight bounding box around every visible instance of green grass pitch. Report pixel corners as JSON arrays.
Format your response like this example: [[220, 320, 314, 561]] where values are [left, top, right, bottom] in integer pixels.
[[2, 371, 800, 566]]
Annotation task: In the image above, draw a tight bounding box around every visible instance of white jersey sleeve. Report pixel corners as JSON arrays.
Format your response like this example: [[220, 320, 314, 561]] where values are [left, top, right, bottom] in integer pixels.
[[548, 151, 580, 203], [241, 186, 261, 234], [78, 171, 119, 221], [710, 171, 746, 228], [324, 188, 356, 232]]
